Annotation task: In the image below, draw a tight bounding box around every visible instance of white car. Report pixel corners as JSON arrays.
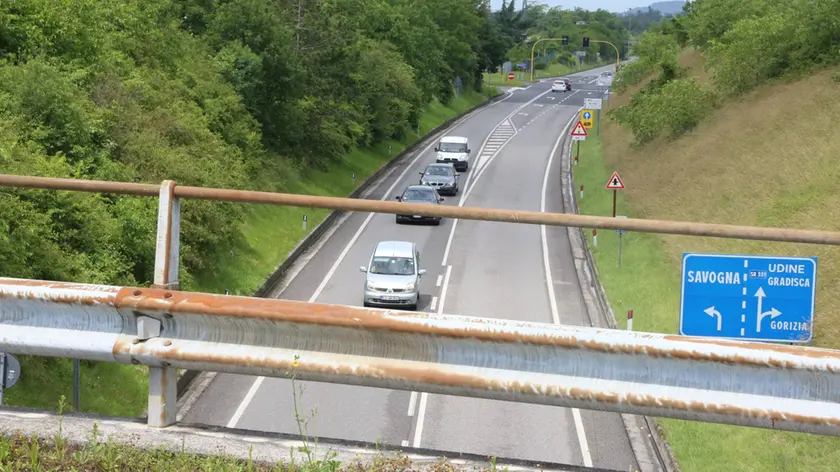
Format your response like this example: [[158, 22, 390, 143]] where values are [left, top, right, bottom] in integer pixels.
[[551, 79, 568, 92]]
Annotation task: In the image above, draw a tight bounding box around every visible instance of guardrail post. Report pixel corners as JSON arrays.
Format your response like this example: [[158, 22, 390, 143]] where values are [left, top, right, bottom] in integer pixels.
[[148, 179, 180, 427]]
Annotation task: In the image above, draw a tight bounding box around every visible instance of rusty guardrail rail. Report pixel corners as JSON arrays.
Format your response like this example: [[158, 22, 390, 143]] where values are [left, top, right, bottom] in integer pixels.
[[2, 277, 840, 436], [3, 172, 840, 430], [2, 174, 840, 245]]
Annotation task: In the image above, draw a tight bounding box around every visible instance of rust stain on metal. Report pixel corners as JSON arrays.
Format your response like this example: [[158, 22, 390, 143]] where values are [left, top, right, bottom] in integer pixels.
[[132, 345, 840, 428], [0, 279, 119, 305], [25, 285, 825, 374], [662, 335, 840, 363], [7, 280, 840, 374], [0, 174, 160, 196]]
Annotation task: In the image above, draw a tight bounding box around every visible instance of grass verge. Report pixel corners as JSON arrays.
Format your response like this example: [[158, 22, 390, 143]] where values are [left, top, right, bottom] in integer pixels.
[[2, 88, 500, 418], [572, 69, 840, 471]]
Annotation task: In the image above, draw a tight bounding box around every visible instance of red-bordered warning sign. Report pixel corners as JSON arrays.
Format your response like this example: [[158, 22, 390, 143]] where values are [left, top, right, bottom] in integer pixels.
[[571, 120, 588, 137], [605, 171, 625, 189]]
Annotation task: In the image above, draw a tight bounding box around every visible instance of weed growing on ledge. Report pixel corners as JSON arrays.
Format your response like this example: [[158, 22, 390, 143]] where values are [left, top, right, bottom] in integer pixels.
[[0, 368, 516, 471]]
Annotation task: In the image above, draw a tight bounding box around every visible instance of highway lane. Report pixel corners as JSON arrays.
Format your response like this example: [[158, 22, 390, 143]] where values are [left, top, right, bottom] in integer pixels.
[[411, 71, 636, 470], [416, 103, 587, 465], [181, 78, 553, 441], [181, 64, 631, 466]]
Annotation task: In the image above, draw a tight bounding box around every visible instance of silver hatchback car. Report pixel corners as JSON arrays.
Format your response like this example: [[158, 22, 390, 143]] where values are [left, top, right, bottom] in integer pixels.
[[359, 241, 426, 310]]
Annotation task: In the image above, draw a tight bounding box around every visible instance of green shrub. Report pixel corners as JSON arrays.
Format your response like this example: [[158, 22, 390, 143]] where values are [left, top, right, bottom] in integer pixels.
[[610, 77, 716, 145]]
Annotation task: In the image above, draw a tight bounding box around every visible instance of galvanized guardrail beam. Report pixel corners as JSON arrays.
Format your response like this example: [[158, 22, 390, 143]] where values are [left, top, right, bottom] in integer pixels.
[[2, 277, 840, 436]]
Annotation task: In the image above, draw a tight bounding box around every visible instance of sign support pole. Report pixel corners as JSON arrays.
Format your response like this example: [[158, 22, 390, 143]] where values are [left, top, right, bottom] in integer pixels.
[[597, 109, 601, 136], [73, 359, 80, 410], [618, 229, 623, 267], [0, 353, 5, 405], [612, 189, 617, 218]]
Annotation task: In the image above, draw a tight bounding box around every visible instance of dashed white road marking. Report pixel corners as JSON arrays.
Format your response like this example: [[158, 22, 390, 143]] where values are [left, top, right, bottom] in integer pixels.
[[430, 296, 438, 312], [436, 274, 443, 287]]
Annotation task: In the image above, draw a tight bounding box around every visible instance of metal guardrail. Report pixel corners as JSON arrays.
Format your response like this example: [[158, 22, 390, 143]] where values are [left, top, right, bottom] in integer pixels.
[[3, 174, 840, 245], [2, 277, 840, 436], [2, 172, 840, 431]]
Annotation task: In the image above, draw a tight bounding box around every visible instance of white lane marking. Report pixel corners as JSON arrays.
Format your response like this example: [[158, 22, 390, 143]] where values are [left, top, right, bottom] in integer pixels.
[[541, 114, 577, 324], [407, 392, 418, 416], [401, 440, 409, 447], [412, 392, 429, 447], [226, 377, 264, 428], [225, 94, 521, 428], [437, 266, 452, 315], [430, 296, 438, 312], [411, 265, 451, 447], [436, 274, 443, 287], [541, 109, 593, 468]]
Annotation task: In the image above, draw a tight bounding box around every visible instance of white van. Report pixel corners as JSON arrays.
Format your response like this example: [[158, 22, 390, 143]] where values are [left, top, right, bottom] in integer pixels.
[[435, 136, 471, 172]]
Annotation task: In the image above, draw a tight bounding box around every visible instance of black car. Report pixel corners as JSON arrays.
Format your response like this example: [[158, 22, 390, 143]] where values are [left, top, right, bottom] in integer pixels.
[[394, 185, 444, 225], [419, 163, 459, 196]]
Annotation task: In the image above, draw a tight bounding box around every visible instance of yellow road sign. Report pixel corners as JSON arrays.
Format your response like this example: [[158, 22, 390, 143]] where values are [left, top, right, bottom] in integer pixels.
[[580, 109, 594, 129]]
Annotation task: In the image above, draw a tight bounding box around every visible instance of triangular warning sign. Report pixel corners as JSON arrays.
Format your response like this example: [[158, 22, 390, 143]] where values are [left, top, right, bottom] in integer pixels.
[[571, 121, 588, 137], [605, 171, 625, 190]]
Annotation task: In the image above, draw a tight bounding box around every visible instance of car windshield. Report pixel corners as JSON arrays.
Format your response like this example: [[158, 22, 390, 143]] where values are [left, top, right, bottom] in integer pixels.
[[369, 256, 415, 276], [425, 166, 453, 176], [439, 142, 467, 153], [401, 188, 436, 202]]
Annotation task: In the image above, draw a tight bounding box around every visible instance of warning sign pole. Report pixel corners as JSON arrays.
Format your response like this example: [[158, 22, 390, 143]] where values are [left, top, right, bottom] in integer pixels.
[[604, 171, 625, 218], [612, 188, 617, 218], [570, 120, 588, 166]]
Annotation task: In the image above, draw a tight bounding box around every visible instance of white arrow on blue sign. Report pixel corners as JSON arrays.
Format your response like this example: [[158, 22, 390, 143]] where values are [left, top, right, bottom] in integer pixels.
[[679, 253, 817, 343], [583, 111, 592, 120]]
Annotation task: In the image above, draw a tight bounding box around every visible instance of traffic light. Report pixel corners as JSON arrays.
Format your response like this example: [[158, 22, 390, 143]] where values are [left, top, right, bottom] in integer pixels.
[[582, 37, 590, 47], [561, 35, 569, 45]]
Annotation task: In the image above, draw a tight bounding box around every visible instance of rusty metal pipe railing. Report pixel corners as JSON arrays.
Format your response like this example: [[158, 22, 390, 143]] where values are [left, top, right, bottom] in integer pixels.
[[1, 174, 839, 245], [3, 277, 840, 436]]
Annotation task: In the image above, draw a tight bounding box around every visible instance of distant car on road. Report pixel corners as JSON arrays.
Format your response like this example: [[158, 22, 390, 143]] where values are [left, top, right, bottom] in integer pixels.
[[434, 136, 471, 172], [359, 240, 426, 311], [419, 163, 459, 196], [394, 185, 444, 225], [551, 78, 571, 92]]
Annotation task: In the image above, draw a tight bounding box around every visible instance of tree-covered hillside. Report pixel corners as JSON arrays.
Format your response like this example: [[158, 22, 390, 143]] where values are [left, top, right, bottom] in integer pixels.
[[0, 0, 510, 288], [498, 2, 628, 67]]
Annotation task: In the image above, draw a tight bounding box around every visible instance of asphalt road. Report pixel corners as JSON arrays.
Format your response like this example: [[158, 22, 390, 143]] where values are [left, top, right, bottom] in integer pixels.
[[183, 64, 636, 470]]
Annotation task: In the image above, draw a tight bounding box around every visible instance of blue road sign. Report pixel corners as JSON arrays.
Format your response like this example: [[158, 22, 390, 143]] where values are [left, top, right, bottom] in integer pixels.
[[583, 111, 592, 120], [517, 63, 526, 68], [679, 253, 817, 343]]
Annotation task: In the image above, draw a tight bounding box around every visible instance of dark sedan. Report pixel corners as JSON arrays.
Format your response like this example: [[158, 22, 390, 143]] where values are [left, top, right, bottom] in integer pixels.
[[394, 185, 444, 225], [419, 163, 459, 195]]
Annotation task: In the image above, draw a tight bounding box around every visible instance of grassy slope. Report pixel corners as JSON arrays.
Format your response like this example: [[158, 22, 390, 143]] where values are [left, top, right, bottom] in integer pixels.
[[2, 90, 496, 416], [573, 48, 840, 471]]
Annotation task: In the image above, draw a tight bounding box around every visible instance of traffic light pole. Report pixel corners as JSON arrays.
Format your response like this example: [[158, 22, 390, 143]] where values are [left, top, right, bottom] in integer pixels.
[[590, 39, 622, 72], [529, 37, 568, 82]]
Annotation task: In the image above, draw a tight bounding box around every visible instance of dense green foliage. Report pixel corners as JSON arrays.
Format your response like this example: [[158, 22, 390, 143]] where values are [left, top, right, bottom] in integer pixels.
[[0, 0, 510, 288], [491, 2, 628, 70], [610, 0, 840, 145]]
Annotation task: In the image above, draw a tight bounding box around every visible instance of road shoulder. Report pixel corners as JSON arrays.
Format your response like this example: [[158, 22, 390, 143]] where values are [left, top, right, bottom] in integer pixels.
[[556, 110, 679, 472]]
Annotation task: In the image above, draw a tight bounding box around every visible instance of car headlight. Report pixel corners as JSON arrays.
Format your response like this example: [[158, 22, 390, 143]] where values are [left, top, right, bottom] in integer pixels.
[[366, 281, 375, 290], [405, 282, 416, 291], [421, 180, 429, 186]]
